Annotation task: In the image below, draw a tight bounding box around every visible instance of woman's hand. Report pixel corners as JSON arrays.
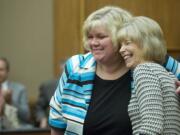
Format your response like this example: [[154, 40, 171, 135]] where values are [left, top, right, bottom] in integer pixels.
[[175, 81, 180, 95]]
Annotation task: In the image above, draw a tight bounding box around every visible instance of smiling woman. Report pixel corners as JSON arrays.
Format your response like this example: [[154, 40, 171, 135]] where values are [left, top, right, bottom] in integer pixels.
[[49, 6, 134, 135], [118, 16, 180, 134], [118, 16, 167, 68]]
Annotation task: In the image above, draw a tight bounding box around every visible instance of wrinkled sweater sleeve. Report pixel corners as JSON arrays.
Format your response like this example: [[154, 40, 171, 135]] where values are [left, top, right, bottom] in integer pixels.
[[133, 64, 164, 135]]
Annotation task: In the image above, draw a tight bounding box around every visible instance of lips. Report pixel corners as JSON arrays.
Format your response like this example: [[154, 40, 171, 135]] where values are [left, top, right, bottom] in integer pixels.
[[93, 49, 102, 51], [92, 48, 103, 51], [92, 48, 103, 53], [122, 54, 132, 61], [124, 55, 130, 60]]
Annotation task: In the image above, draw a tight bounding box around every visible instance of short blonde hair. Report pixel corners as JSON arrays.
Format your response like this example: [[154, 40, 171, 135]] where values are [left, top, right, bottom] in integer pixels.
[[117, 16, 167, 64], [83, 6, 133, 50]]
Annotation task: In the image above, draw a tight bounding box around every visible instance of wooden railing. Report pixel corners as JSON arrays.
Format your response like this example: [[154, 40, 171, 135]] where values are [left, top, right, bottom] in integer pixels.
[[0, 128, 50, 135]]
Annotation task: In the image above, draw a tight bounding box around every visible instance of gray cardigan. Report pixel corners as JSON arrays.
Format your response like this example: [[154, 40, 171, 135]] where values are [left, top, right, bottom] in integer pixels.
[[128, 63, 180, 135]]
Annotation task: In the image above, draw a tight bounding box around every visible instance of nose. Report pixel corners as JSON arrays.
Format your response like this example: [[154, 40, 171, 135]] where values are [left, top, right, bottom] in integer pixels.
[[90, 38, 99, 46], [119, 44, 126, 55]]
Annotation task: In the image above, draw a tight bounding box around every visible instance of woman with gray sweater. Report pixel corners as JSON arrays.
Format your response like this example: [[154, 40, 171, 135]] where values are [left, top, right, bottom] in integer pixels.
[[118, 16, 180, 135]]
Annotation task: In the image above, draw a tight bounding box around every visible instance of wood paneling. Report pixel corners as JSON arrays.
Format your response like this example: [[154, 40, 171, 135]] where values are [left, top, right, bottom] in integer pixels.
[[0, 129, 50, 135], [53, 0, 84, 76], [54, 0, 180, 75], [168, 49, 180, 59], [85, 0, 180, 50]]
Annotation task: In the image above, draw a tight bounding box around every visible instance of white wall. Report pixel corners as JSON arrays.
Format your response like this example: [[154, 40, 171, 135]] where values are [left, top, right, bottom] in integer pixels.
[[0, 0, 54, 102]]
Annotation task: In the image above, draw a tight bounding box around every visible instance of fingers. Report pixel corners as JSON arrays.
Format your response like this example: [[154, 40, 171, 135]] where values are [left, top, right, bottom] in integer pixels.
[[176, 86, 180, 95], [175, 80, 180, 95], [175, 80, 180, 86]]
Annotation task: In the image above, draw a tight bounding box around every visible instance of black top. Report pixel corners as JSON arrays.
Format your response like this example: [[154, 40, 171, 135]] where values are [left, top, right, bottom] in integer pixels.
[[83, 71, 132, 135]]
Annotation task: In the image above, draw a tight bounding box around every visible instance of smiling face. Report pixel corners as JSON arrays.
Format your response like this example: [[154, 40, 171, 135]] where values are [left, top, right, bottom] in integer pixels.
[[118, 17, 167, 66], [87, 26, 120, 64], [119, 40, 145, 69]]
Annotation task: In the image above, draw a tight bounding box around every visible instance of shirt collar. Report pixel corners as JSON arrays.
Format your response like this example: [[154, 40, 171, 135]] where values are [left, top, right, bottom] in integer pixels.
[[79, 52, 96, 69]]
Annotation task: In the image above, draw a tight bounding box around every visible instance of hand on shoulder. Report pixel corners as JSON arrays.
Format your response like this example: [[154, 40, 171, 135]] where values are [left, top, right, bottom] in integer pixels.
[[175, 80, 180, 95]]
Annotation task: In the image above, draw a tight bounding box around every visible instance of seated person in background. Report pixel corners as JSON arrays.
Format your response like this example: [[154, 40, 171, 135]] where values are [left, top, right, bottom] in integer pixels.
[[0, 57, 31, 128], [35, 79, 58, 128], [35, 60, 65, 128], [0, 86, 20, 130]]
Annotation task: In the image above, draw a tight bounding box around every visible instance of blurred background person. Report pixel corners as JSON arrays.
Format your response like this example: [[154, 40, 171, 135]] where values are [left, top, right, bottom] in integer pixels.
[[35, 79, 58, 128], [35, 59, 66, 128], [0, 57, 32, 128], [0, 85, 20, 130]]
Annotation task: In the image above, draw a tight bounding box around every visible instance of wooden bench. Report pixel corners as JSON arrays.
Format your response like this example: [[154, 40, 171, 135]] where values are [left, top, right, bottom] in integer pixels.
[[0, 128, 50, 135]]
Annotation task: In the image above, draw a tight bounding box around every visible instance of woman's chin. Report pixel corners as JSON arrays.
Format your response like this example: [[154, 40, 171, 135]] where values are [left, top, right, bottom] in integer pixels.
[[94, 56, 104, 62], [125, 63, 133, 69]]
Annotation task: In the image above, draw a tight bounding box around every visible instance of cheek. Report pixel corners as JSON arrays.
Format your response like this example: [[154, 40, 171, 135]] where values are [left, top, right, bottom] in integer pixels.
[[104, 41, 114, 49], [87, 44, 94, 52], [101, 38, 113, 46], [87, 41, 92, 47], [109, 45, 119, 54], [113, 44, 120, 52]]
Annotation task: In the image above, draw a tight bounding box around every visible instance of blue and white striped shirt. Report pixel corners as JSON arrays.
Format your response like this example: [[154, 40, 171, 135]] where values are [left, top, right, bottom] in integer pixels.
[[49, 53, 180, 135]]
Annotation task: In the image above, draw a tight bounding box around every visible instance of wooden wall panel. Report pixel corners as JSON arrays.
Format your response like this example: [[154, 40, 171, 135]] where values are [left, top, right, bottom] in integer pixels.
[[85, 0, 180, 58], [54, 0, 180, 75], [54, 0, 84, 76]]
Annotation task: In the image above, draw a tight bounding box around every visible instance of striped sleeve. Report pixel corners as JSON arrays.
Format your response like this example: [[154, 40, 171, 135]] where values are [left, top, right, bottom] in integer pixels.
[[133, 64, 164, 135], [163, 55, 180, 80], [48, 62, 69, 129]]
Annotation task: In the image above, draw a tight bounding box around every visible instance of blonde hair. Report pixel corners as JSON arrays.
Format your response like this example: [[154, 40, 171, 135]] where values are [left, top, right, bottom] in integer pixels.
[[83, 6, 133, 50], [117, 16, 167, 64]]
